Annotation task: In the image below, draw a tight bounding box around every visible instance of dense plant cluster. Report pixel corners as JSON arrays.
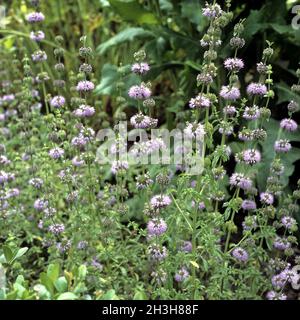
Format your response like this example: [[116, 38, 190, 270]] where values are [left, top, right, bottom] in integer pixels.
[[0, 0, 300, 300]]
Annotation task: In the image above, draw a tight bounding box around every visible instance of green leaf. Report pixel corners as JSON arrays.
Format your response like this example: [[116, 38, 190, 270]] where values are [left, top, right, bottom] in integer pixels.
[[33, 284, 51, 299], [40, 273, 55, 295], [95, 63, 139, 96], [97, 27, 154, 55], [47, 263, 60, 282], [54, 277, 68, 293], [57, 292, 78, 300], [108, 0, 158, 25], [257, 118, 300, 190], [2, 246, 13, 263], [12, 247, 28, 262], [78, 265, 87, 280], [180, 0, 206, 31], [100, 289, 119, 300], [275, 82, 300, 104], [133, 290, 148, 300]]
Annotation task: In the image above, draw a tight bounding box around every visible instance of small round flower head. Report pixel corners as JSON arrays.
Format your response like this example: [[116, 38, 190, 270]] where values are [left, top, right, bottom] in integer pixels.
[[48, 223, 65, 235], [202, 2, 222, 18], [130, 113, 158, 129], [73, 104, 95, 118], [135, 173, 153, 190], [147, 218, 167, 236], [224, 105, 237, 116], [246, 83, 267, 96], [224, 58, 244, 71], [232, 247, 249, 262], [79, 63, 92, 73], [287, 100, 299, 113], [26, 12, 45, 23], [180, 241, 192, 253], [260, 192, 274, 205], [77, 240, 88, 250], [280, 118, 298, 132], [143, 98, 155, 108], [242, 216, 257, 231], [76, 80, 94, 92], [29, 177, 44, 189], [43, 207, 57, 218], [50, 95, 65, 108], [71, 134, 88, 148], [238, 130, 254, 141], [56, 240, 71, 253], [272, 273, 287, 290], [218, 124, 233, 136], [32, 50, 47, 62], [197, 73, 213, 85], [189, 94, 210, 109], [281, 216, 297, 230], [72, 156, 85, 167], [242, 149, 261, 165], [266, 291, 287, 301], [243, 105, 260, 120], [111, 160, 129, 175], [252, 128, 267, 141], [229, 173, 252, 190], [174, 267, 189, 282], [128, 84, 151, 100], [241, 200, 257, 211], [49, 147, 64, 159], [184, 122, 205, 139], [147, 244, 167, 261], [151, 270, 167, 285], [131, 62, 150, 75], [0, 155, 10, 165], [274, 139, 292, 153], [150, 195, 172, 209], [257, 62, 268, 74], [91, 258, 103, 270], [30, 30, 45, 42], [34, 198, 49, 211], [220, 86, 240, 101], [273, 237, 291, 251]]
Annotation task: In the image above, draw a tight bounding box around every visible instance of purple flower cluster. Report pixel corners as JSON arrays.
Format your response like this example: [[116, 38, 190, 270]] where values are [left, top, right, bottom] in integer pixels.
[[229, 173, 252, 190], [111, 160, 129, 175], [174, 267, 190, 282], [150, 195, 172, 209], [242, 149, 261, 165], [224, 58, 244, 71], [49, 147, 64, 159], [26, 12, 45, 23], [32, 50, 47, 62], [220, 85, 240, 100], [50, 95, 65, 108], [189, 94, 211, 109], [232, 247, 249, 262], [30, 31, 45, 42], [131, 62, 150, 75], [280, 118, 298, 132], [73, 105, 95, 118], [128, 84, 151, 100], [147, 218, 168, 236], [274, 139, 291, 153], [130, 113, 158, 129], [246, 83, 267, 96], [76, 80, 95, 92]]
